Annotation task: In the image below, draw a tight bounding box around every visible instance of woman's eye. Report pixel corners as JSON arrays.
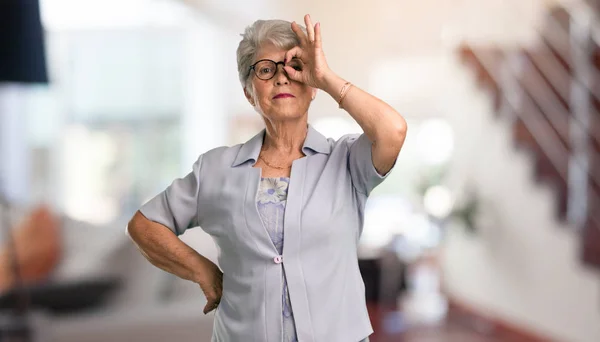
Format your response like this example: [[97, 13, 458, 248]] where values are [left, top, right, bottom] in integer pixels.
[[292, 65, 302, 71], [260, 68, 272, 74]]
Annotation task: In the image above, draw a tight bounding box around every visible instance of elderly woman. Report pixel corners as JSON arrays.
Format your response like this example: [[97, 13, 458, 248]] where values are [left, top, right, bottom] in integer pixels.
[[127, 14, 407, 342]]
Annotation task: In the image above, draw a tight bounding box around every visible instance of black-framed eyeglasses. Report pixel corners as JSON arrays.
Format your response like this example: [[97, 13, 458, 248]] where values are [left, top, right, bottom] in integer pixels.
[[248, 58, 302, 81]]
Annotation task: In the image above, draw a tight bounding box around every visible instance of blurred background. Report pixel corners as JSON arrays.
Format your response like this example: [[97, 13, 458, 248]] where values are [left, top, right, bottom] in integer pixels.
[[0, 0, 599, 341]]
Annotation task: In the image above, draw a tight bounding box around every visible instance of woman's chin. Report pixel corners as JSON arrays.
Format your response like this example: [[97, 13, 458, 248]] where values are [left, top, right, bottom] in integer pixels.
[[263, 109, 307, 121]]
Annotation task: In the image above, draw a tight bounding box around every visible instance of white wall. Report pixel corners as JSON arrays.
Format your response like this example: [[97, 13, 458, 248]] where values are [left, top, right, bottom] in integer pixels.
[[440, 56, 600, 342]]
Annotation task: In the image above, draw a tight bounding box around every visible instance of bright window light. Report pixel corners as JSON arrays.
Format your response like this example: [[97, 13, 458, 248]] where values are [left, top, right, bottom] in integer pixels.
[[312, 116, 363, 140], [423, 185, 453, 219], [416, 118, 454, 165]]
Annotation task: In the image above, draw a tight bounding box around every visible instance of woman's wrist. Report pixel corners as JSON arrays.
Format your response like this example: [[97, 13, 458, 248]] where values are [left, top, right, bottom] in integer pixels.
[[319, 70, 347, 102], [190, 253, 218, 284]]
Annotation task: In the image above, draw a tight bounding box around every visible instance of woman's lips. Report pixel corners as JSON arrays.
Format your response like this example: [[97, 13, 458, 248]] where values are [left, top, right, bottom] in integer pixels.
[[273, 93, 295, 99]]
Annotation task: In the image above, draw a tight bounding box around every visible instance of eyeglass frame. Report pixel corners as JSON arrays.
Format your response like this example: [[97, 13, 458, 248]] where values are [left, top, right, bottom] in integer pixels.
[[248, 58, 301, 81]]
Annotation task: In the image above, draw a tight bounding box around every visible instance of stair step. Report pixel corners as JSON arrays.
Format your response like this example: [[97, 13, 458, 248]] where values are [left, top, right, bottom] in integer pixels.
[[534, 154, 569, 221], [458, 46, 504, 112], [521, 50, 570, 110]]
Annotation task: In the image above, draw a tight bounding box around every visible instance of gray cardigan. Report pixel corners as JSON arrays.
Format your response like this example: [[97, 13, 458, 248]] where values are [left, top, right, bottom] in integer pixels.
[[139, 125, 392, 342]]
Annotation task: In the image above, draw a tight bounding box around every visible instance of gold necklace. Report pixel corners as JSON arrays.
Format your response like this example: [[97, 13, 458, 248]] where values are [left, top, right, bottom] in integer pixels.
[[259, 154, 292, 170]]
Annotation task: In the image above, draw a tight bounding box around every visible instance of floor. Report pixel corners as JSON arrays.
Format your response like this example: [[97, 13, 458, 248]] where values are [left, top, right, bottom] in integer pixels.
[[366, 302, 515, 342], [359, 252, 527, 342]]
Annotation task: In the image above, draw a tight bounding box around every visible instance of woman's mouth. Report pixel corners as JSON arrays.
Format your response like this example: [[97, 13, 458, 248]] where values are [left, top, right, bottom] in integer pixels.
[[273, 93, 295, 99]]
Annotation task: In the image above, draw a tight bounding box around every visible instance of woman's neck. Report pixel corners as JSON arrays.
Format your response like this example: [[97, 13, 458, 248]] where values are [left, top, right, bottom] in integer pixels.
[[262, 120, 308, 154]]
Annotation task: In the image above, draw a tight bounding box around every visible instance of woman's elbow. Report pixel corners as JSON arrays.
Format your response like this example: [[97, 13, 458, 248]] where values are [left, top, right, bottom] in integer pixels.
[[126, 211, 146, 239], [388, 116, 407, 149], [395, 115, 408, 135]]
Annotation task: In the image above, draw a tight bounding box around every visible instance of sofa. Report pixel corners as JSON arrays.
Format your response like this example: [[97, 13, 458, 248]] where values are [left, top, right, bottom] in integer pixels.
[[2, 205, 218, 342]]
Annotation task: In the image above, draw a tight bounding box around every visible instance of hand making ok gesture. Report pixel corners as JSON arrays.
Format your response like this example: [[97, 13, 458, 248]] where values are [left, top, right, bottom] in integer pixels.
[[283, 14, 331, 90]]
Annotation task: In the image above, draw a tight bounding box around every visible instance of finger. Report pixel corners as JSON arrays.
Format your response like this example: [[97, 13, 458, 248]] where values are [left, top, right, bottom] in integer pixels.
[[203, 301, 213, 314], [283, 47, 305, 82], [284, 46, 303, 64], [304, 14, 314, 43], [283, 66, 302, 82], [314, 22, 322, 49], [290, 21, 308, 45], [203, 299, 219, 314]]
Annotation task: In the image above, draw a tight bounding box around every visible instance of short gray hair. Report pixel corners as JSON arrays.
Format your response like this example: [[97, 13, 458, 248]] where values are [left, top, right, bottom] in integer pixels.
[[237, 19, 306, 92]]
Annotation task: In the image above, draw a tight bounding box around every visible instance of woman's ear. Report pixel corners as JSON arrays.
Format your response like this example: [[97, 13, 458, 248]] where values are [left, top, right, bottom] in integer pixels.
[[244, 87, 255, 106], [311, 88, 317, 101]]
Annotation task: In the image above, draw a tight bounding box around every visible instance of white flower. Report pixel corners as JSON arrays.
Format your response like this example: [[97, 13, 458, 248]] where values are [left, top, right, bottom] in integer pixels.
[[258, 178, 289, 204]]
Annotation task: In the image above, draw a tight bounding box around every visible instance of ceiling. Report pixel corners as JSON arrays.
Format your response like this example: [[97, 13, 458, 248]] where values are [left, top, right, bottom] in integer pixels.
[[179, 0, 574, 53]]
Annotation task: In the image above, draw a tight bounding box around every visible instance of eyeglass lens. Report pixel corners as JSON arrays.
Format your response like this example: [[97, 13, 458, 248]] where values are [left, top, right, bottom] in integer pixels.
[[254, 59, 302, 80]]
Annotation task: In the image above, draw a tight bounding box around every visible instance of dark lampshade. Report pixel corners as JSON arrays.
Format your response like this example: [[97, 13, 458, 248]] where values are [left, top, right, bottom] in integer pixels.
[[0, 0, 48, 84]]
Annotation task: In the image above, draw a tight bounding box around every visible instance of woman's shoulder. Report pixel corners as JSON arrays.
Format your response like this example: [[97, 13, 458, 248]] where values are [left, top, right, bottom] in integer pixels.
[[195, 131, 366, 167], [328, 133, 365, 152], [199, 143, 244, 166]]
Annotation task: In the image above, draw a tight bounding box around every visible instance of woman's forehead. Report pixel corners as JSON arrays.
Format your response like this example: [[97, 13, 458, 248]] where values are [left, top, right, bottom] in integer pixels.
[[255, 43, 287, 62]]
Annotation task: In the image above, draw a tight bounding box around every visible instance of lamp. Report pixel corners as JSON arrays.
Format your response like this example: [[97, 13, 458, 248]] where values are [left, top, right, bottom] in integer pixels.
[[0, 0, 48, 340], [0, 0, 48, 84]]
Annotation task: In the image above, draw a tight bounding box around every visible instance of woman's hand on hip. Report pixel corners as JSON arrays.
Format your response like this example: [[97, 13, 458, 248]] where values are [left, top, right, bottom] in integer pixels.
[[284, 14, 332, 89], [197, 258, 223, 314]]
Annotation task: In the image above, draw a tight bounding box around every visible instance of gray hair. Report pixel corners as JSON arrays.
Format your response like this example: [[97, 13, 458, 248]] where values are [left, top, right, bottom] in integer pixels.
[[237, 19, 307, 92]]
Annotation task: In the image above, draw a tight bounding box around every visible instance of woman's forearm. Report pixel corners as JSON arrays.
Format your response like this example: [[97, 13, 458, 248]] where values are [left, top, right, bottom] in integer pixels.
[[320, 71, 407, 144], [127, 211, 211, 284], [319, 71, 407, 175]]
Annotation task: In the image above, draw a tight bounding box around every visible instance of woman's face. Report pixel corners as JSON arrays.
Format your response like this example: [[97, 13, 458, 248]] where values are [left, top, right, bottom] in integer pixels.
[[245, 43, 316, 122]]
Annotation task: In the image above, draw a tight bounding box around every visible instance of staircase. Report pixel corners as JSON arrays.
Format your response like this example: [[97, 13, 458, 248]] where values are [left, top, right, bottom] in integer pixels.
[[457, 1, 600, 270]]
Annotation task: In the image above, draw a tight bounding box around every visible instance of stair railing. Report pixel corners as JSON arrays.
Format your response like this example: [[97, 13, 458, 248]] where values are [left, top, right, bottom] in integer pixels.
[[466, 46, 600, 230]]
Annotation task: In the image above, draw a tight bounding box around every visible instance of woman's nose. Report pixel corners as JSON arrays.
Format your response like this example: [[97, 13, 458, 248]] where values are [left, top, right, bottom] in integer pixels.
[[274, 64, 290, 85]]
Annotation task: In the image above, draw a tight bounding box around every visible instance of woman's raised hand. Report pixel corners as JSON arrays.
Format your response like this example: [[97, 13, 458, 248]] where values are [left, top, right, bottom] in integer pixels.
[[284, 14, 331, 89]]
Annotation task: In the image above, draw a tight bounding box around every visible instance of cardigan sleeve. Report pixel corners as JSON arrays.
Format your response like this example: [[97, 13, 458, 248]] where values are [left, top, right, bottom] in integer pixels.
[[346, 133, 395, 196], [139, 154, 203, 236]]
